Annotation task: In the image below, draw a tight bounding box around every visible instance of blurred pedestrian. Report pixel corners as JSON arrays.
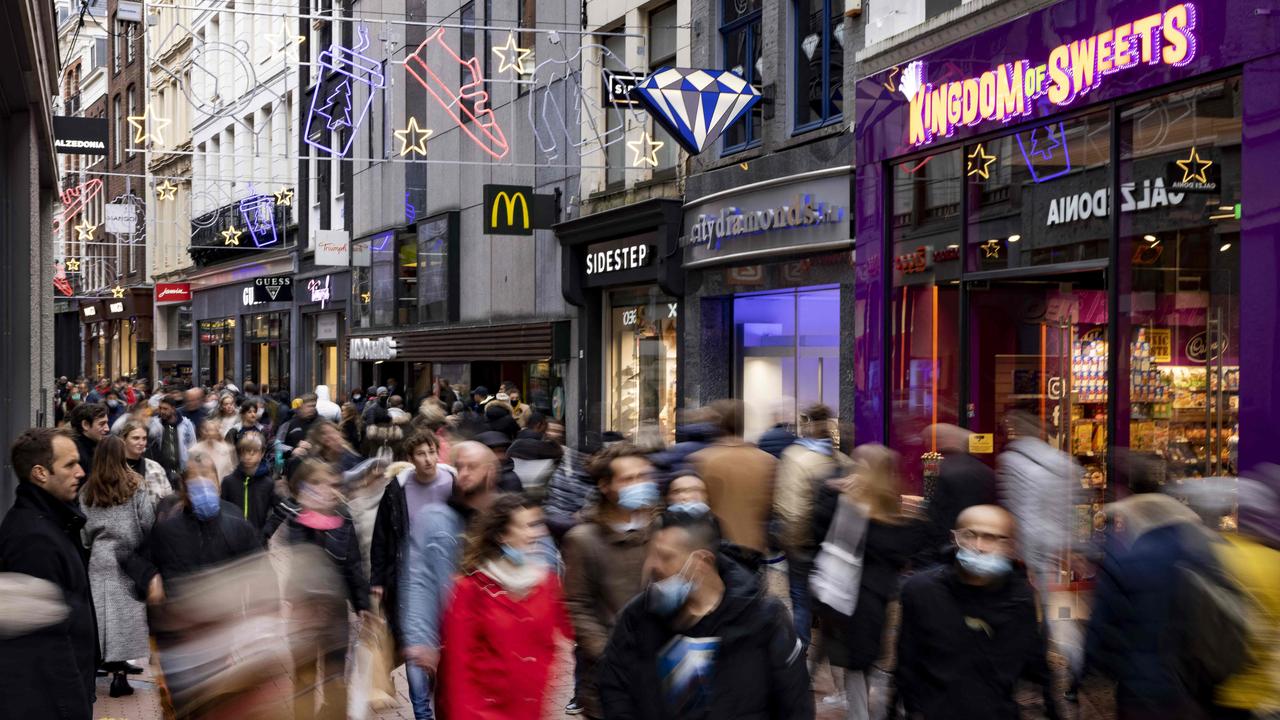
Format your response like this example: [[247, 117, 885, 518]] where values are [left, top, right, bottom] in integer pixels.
[[279, 393, 320, 455], [299, 419, 364, 473], [213, 392, 240, 438], [191, 418, 235, 481], [435, 378, 458, 409], [475, 430, 522, 493], [484, 399, 520, 440], [340, 401, 364, 450], [315, 385, 342, 423], [0, 428, 95, 719], [692, 399, 776, 557], [501, 381, 532, 428], [541, 419, 596, 542], [758, 399, 799, 458], [923, 424, 997, 564], [68, 401, 110, 481], [221, 429, 280, 540], [81, 435, 157, 697], [118, 419, 173, 505], [436, 494, 572, 719], [508, 412, 563, 501], [362, 403, 406, 463], [147, 396, 197, 488], [598, 510, 813, 719], [562, 443, 660, 719], [666, 472, 710, 513], [178, 387, 208, 429], [896, 505, 1058, 720], [223, 398, 265, 445]]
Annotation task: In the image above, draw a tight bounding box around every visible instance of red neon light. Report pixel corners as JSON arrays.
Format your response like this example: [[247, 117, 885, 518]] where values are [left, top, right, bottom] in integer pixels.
[[54, 179, 103, 234], [53, 262, 74, 297], [404, 28, 510, 160]]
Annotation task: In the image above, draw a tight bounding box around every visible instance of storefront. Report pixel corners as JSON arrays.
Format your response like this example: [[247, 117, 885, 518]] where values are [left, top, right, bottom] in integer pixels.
[[556, 199, 685, 444], [153, 282, 193, 387], [80, 290, 153, 380], [681, 168, 854, 442], [191, 258, 297, 392], [854, 1, 1278, 537], [296, 269, 350, 401]]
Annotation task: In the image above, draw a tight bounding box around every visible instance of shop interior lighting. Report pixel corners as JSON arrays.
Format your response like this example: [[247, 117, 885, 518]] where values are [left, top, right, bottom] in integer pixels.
[[1143, 234, 1158, 243], [1220, 242, 1232, 252], [1007, 234, 1021, 243], [947, 244, 959, 249]]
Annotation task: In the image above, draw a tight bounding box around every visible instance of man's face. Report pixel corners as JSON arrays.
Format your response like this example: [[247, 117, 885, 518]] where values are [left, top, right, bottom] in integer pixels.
[[668, 476, 708, 505], [299, 401, 317, 420], [604, 455, 654, 505], [83, 415, 109, 441], [37, 436, 85, 503], [642, 526, 707, 586], [158, 403, 177, 423], [411, 441, 439, 479], [239, 444, 265, 472], [453, 445, 495, 496], [185, 389, 203, 409]]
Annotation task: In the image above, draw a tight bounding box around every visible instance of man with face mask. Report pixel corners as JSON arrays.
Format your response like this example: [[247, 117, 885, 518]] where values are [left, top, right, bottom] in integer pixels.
[[895, 505, 1059, 720], [598, 510, 812, 719]]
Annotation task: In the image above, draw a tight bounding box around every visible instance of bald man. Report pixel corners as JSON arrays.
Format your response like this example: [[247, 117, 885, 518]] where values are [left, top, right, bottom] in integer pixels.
[[896, 505, 1060, 720], [400, 442, 561, 720]]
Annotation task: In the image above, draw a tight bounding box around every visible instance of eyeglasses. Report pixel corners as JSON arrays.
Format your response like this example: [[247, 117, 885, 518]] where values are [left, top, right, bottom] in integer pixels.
[[953, 529, 1013, 548]]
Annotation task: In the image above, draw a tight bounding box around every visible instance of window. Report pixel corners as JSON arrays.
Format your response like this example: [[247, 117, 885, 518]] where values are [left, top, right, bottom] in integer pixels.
[[397, 232, 418, 325], [126, 85, 136, 161], [352, 237, 374, 329], [649, 4, 680, 171], [721, 0, 763, 151], [608, 287, 679, 443], [460, 2, 478, 120], [112, 94, 122, 165], [93, 37, 107, 70], [243, 313, 290, 391], [125, 18, 135, 65], [176, 305, 192, 349], [112, 14, 121, 74], [198, 318, 234, 387], [517, 0, 536, 96], [417, 214, 453, 323], [794, 0, 843, 130], [604, 32, 627, 187]]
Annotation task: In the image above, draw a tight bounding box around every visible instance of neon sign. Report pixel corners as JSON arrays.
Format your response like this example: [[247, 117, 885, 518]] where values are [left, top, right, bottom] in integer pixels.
[[238, 192, 279, 247], [907, 3, 1198, 147], [404, 27, 510, 160], [305, 24, 386, 158], [54, 179, 103, 233]]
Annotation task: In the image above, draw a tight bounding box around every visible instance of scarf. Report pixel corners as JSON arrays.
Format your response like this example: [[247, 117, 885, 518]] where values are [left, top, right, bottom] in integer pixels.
[[480, 558, 548, 597]]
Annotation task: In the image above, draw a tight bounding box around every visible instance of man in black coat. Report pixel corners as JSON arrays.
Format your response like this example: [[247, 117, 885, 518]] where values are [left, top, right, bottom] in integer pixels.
[[0, 428, 97, 719], [896, 505, 1060, 720], [67, 402, 109, 482], [598, 511, 813, 719]]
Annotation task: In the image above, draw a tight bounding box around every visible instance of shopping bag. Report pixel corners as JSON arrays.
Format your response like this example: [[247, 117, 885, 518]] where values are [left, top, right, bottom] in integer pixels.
[[810, 497, 869, 616], [348, 600, 398, 719]]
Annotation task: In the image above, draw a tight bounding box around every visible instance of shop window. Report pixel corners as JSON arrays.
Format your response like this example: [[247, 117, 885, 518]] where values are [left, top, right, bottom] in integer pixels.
[[516, 0, 535, 97], [198, 318, 234, 388], [734, 286, 840, 442], [176, 305, 192, 349], [397, 233, 418, 325], [721, 0, 762, 151], [371, 232, 397, 326], [793, 0, 843, 131], [603, 33, 627, 188], [352, 236, 374, 329], [966, 111, 1111, 272], [648, 4, 680, 172], [1118, 77, 1242, 486], [416, 214, 452, 323], [607, 287, 679, 444], [243, 312, 290, 392]]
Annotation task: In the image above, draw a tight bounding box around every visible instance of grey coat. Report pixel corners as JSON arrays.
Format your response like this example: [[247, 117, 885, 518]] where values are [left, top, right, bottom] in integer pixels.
[[82, 484, 155, 662]]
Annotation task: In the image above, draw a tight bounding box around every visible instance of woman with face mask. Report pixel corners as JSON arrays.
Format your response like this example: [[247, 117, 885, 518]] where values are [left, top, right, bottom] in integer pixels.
[[436, 493, 572, 720]]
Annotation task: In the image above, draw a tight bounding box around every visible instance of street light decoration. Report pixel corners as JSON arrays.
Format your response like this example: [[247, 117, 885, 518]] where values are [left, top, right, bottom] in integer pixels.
[[631, 67, 762, 155], [404, 27, 510, 160], [304, 24, 386, 159]]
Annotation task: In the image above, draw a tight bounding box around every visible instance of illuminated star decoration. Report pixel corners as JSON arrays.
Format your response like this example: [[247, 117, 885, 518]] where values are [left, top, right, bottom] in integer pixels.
[[982, 239, 1002, 259], [65, 258, 81, 272], [1176, 146, 1214, 184], [966, 143, 997, 180], [394, 117, 433, 157], [221, 225, 243, 246], [155, 180, 178, 201], [73, 219, 97, 240], [627, 131, 664, 168], [492, 33, 534, 75], [274, 187, 294, 206], [126, 106, 171, 145], [110, 285, 126, 299], [360, 291, 371, 304]]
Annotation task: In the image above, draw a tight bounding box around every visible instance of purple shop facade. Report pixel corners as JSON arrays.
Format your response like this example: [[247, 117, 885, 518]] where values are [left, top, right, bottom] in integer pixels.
[[852, 0, 1280, 471]]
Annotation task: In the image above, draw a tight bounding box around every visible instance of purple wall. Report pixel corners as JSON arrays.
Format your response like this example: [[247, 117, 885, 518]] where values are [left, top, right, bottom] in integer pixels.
[[854, 0, 1280, 469]]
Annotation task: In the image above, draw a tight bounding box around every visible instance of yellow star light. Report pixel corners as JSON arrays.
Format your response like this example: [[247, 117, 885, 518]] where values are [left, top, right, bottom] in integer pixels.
[[73, 219, 97, 240], [155, 180, 178, 201], [110, 285, 126, 298], [394, 117, 433, 157], [492, 33, 534, 76], [360, 291, 371, 304], [1176, 146, 1214, 184], [65, 258, 81, 272], [274, 187, 294, 206], [221, 225, 243, 246], [981, 238, 1002, 259], [627, 131, 664, 168], [127, 106, 171, 145], [966, 143, 997, 180]]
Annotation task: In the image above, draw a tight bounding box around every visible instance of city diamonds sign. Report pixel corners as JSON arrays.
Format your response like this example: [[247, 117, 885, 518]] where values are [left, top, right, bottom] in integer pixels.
[[907, 3, 1199, 147]]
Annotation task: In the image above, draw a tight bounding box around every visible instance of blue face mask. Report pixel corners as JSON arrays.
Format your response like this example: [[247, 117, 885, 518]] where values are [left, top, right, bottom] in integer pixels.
[[618, 481, 659, 511], [188, 481, 221, 521], [667, 501, 711, 517], [500, 544, 526, 566], [956, 547, 1012, 579], [646, 556, 695, 617]]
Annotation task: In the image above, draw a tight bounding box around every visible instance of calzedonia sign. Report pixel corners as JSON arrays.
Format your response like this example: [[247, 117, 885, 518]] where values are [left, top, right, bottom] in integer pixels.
[[907, 3, 1199, 147]]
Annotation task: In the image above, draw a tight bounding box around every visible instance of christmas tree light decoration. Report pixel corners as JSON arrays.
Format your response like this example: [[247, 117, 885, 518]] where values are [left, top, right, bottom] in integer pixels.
[[238, 191, 279, 247], [127, 106, 171, 145], [54, 179, 103, 233], [632, 67, 762, 155], [73, 219, 97, 241], [394, 117, 433, 157], [274, 187, 294, 206], [110, 285, 126, 299], [492, 33, 533, 76], [627, 131, 664, 168], [304, 24, 386, 158], [405, 27, 510, 160], [221, 225, 243, 246], [155, 180, 178, 201]]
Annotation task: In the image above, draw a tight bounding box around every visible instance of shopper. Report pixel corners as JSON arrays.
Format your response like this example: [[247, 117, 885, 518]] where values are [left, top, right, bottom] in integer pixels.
[[501, 381, 533, 428], [923, 424, 998, 563], [597, 510, 813, 719], [340, 401, 364, 450], [541, 419, 596, 542], [80, 435, 157, 697], [220, 429, 280, 539], [223, 398, 265, 445], [436, 494, 573, 719], [279, 393, 320, 454], [0, 428, 95, 720], [190, 418, 236, 481], [212, 391, 240, 438], [692, 399, 776, 557], [758, 399, 799, 458], [68, 401, 110, 481], [118, 418, 174, 505], [147, 396, 197, 486]]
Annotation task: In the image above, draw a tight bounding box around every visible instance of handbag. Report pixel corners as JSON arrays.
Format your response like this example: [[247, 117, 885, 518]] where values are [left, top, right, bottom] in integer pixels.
[[809, 496, 869, 617]]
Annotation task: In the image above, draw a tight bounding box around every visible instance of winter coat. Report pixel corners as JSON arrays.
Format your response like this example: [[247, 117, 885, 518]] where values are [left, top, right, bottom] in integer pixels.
[[648, 422, 721, 485], [362, 419, 405, 461], [812, 485, 927, 670], [484, 403, 520, 440], [314, 385, 342, 423], [147, 415, 198, 476], [0, 483, 98, 720], [598, 554, 813, 720], [561, 508, 652, 718], [370, 465, 456, 646], [925, 452, 998, 560], [436, 569, 572, 719], [996, 437, 1079, 556], [693, 439, 777, 554], [73, 432, 98, 481], [220, 460, 280, 540], [1083, 493, 1217, 715], [542, 446, 596, 541], [757, 424, 798, 459], [896, 555, 1052, 720], [81, 482, 156, 662], [508, 432, 563, 501], [1214, 534, 1280, 711], [773, 440, 851, 559], [279, 412, 319, 454], [122, 500, 262, 595], [275, 506, 370, 612], [128, 455, 175, 506]]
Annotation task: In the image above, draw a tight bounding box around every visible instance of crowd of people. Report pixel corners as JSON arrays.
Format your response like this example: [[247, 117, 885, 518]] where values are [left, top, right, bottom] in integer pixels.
[[0, 375, 1277, 720]]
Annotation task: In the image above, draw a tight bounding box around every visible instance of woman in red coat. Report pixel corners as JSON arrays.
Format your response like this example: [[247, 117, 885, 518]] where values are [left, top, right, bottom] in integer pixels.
[[437, 493, 573, 720]]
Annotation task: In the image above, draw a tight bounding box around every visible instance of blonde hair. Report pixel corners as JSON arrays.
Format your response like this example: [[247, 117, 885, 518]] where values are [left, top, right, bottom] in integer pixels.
[[850, 443, 903, 523]]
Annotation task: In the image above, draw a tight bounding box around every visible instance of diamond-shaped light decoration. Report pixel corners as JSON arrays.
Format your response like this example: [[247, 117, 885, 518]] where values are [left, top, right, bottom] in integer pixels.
[[632, 67, 762, 155]]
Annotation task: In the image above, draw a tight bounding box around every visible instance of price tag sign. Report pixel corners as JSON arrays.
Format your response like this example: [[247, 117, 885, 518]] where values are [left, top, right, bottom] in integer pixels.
[[968, 433, 994, 454], [1149, 328, 1171, 363]]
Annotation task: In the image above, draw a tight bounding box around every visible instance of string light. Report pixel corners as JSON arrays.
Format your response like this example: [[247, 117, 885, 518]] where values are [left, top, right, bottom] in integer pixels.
[[127, 106, 171, 145], [393, 117, 433, 157]]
